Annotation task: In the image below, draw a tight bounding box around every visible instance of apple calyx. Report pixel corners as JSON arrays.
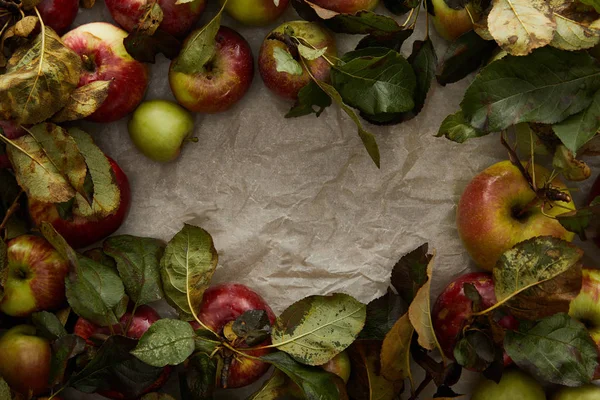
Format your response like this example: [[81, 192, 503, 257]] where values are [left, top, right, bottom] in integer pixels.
[[81, 54, 97, 72]]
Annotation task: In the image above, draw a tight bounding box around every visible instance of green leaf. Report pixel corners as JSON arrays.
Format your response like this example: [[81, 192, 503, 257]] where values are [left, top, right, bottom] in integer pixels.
[[390, 243, 431, 304], [383, 0, 419, 15], [355, 29, 413, 52], [298, 44, 328, 60], [260, 352, 344, 400], [406, 38, 437, 116], [160, 224, 218, 320], [437, 30, 498, 86], [50, 334, 86, 386], [358, 288, 405, 340], [331, 49, 416, 115], [273, 47, 303, 75], [66, 255, 126, 327], [32, 311, 67, 340], [68, 128, 120, 219], [553, 89, 600, 153], [271, 293, 366, 365], [232, 309, 271, 347], [309, 77, 381, 167], [39, 221, 79, 268], [181, 352, 217, 400], [0, 27, 81, 124], [103, 235, 165, 306], [131, 319, 195, 367], [321, 10, 404, 36], [285, 80, 332, 118], [552, 145, 591, 181], [505, 313, 598, 386], [453, 330, 495, 371], [557, 204, 600, 240], [347, 340, 403, 400], [249, 369, 304, 399], [580, 0, 600, 13], [170, 6, 223, 74], [493, 237, 584, 311], [124, 28, 182, 64], [194, 329, 220, 353], [436, 110, 487, 143], [461, 47, 600, 132]]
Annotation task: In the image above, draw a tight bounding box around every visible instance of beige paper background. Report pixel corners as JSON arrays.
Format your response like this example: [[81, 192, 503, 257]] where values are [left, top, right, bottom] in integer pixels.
[[63, 2, 600, 399]]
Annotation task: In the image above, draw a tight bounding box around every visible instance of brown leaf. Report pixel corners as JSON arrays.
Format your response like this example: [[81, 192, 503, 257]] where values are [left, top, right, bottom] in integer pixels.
[[549, 0, 600, 50], [136, 2, 163, 36], [55, 307, 71, 326], [1, 16, 39, 42], [507, 261, 582, 320], [52, 80, 112, 122], [380, 312, 414, 386], [553, 145, 591, 181], [0, 27, 82, 124], [347, 340, 403, 400], [80, 0, 95, 8], [488, 0, 556, 56], [305, 0, 338, 18], [20, 0, 43, 9]]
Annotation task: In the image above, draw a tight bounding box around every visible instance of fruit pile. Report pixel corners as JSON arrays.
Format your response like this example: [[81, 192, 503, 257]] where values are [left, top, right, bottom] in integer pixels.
[[2, 0, 600, 399]]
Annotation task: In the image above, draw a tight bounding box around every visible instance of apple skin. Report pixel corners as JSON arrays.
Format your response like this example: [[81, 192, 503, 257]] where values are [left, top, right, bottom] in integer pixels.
[[62, 22, 150, 123], [320, 351, 351, 383], [73, 305, 172, 400], [309, 0, 378, 13], [569, 268, 600, 380], [28, 157, 131, 250], [432, 272, 518, 367], [169, 26, 254, 114], [37, 0, 79, 35], [105, 0, 206, 38], [457, 160, 575, 271], [472, 369, 545, 400], [191, 283, 277, 388], [128, 99, 195, 162], [430, 0, 478, 41], [0, 120, 26, 139], [0, 235, 70, 317], [552, 384, 600, 400], [259, 21, 337, 100], [222, 0, 289, 26], [0, 325, 52, 396]]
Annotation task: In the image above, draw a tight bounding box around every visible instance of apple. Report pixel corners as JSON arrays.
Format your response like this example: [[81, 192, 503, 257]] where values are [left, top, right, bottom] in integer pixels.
[[320, 351, 351, 383], [62, 22, 150, 123], [259, 21, 337, 100], [0, 325, 51, 396], [37, 0, 79, 35], [432, 272, 518, 368], [553, 384, 600, 400], [0, 120, 27, 140], [222, 0, 289, 26], [471, 369, 545, 400], [169, 26, 254, 114], [105, 0, 206, 38], [74, 305, 171, 399], [429, 0, 478, 41], [457, 160, 575, 271], [28, 156, 131, 249], [569, 268, 600, 380], [128, 99, 195, 162], [0, 235, 69, 317], [309, 0, 377, 13], [191, 283, 276, 388]]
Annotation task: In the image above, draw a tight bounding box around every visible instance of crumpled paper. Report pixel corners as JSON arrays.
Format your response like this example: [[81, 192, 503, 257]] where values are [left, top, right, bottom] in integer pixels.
[[66, 2, 600, 399]]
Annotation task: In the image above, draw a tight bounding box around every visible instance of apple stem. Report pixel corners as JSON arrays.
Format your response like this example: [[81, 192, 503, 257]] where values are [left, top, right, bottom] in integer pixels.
[[0, 188, 23, 238], [184, 136, 199, 143]]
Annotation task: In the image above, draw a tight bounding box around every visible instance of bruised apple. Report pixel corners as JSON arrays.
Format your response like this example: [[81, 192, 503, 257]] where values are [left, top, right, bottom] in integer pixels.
[[191, 283, 276, 388]]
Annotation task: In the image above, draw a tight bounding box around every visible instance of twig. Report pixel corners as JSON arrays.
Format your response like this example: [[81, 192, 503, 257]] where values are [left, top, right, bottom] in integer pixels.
[[0, 188, 23, 237]]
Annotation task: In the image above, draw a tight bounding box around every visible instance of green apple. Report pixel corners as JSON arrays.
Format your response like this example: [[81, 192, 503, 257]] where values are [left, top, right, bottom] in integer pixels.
[[430, 0, 479, 41], [569, 268, 600, 379], [128, 99, 195, 162], [457, 160, 575, 271], [472, 370, 545, 400], [320, 351, 351, 383], [553, 384, 600, 400], [0, 325, 52, 396], [222, 0, 289, 26]]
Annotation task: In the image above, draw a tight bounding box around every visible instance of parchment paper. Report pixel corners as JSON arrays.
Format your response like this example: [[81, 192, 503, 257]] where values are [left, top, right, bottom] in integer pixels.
[[64, 3, 600, 399]]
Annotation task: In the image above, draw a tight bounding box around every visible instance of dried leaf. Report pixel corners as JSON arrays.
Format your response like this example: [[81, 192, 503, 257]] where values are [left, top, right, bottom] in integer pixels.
[[380, 313, 414, 385], [550, 0, 600, 50], [136, 2, 163, 36], [553, 145, 591, 181], [1, 16, 39, 42], [488, 0, 556, 56], [52, 80, 112, 122], [80, 0, 95, 7], [0, 27, 82, 124]]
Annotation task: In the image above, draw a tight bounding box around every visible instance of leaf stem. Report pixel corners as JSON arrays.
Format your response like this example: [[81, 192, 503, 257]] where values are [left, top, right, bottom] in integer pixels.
[[401, 8, 416, 28], [0, 189, 23, 238], [0, 132, 50, 171]]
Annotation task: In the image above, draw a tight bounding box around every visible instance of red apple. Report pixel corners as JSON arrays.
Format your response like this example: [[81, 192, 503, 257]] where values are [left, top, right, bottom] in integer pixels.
[[432, 272, 518, 367], [457, 160, 575, 271], [169, 26, 254, 114], [28, 157, 131, 249], [0, 325, 51, 396], [105, 0, 206, 38], [309, 0, 377, 13], [0, 235, 69, 317], [37, 0, 79, 35], [0, 120, 27, 139], [569, 267, 600, 380], [259, 21, 337, 100], [222, 0, 289, 26], [191, 283, 276, 388], [74, 305, 171, 399], [62, 22, 150, 122]]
